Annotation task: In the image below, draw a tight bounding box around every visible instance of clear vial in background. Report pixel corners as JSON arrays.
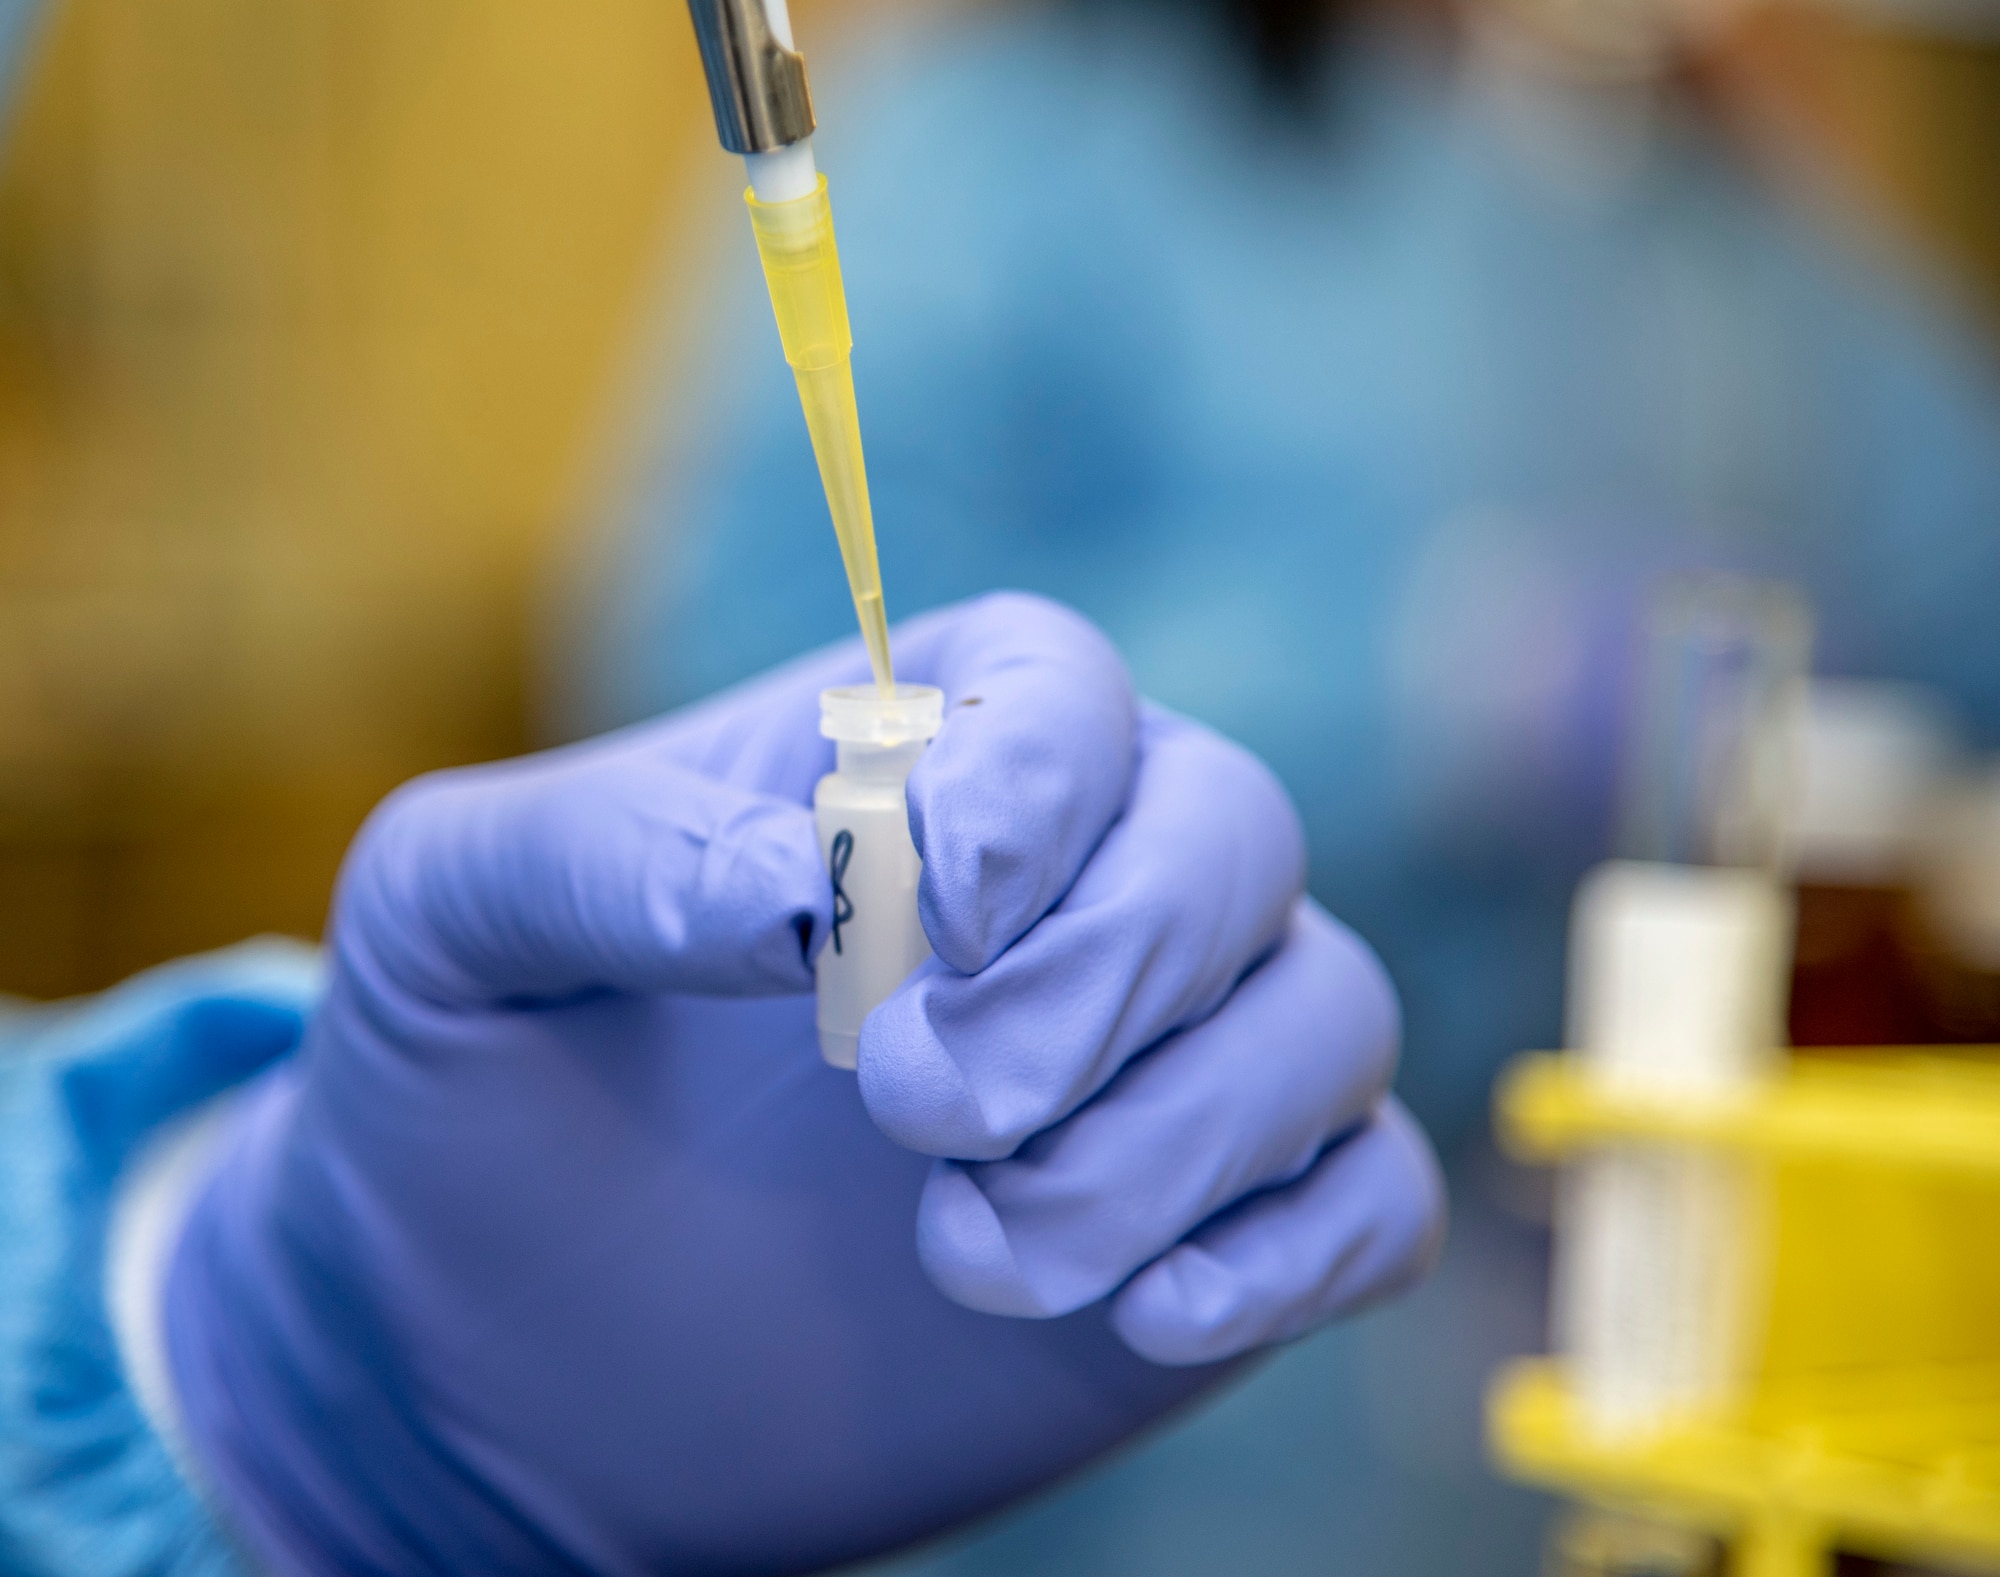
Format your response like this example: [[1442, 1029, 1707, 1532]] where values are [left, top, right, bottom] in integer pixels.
[[813, 684, 944, 1069], [1615, 575, 1811, 875], [1557, 576, 1811, 1439]]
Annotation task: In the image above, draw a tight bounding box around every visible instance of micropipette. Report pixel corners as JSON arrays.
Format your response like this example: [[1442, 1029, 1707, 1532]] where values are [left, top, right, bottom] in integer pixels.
[[684, 0, 895, 694]]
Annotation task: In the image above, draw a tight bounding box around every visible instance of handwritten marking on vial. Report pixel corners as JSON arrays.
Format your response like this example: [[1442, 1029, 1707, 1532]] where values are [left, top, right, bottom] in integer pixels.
[[828, 829, 855, 955]]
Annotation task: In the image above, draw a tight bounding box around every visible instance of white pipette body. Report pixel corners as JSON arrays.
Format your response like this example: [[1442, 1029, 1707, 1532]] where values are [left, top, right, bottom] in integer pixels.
[[740, 0, 819, 201]]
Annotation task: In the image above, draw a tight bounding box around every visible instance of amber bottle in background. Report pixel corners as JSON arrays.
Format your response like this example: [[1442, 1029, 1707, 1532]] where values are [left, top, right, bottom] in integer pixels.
[[1786, 681, 2000, 1049], [1787, 680, 1955, 1046], [1908, 766, 2000, 1041]]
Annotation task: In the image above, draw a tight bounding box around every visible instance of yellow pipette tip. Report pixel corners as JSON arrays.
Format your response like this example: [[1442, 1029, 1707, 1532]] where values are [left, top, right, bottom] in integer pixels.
[[744, 176, 896, 695]]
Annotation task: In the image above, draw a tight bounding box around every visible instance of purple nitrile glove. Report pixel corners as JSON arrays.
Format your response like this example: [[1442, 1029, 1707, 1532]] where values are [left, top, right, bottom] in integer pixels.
[[166, 592, 1444, 1575]]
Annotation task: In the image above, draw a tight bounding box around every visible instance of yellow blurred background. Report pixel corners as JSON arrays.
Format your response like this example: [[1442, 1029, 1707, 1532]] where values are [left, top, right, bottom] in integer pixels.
[[1707, 1, 2000, 324], [0, 0, 735, 996], [0, 0, 1990, 1000]]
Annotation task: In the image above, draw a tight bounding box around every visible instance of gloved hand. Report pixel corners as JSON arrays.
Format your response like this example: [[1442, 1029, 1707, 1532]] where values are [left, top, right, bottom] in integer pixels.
[[166, 592, 1443, 1575]]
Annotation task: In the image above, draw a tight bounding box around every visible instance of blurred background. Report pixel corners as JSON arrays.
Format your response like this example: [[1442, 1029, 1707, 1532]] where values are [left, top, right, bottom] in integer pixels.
[[2, 0, 1999, 1573], [0, 0, 741, 996], [0, 0, 1992, 1003]]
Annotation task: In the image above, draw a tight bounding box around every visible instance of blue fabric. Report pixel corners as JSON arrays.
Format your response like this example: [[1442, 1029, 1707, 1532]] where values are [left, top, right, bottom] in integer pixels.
[[574, 8, 2000, 1159], [0, 10, 283, 1568], [0, 941, 319, 1577]]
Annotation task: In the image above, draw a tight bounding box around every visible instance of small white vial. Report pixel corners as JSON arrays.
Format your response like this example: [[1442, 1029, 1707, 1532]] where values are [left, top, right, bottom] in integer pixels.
[[813, 684, 945, 1069]]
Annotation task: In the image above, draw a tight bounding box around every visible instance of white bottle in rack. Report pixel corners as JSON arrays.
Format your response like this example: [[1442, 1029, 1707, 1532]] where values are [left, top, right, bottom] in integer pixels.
[[1556, 860, 1793, 1437]]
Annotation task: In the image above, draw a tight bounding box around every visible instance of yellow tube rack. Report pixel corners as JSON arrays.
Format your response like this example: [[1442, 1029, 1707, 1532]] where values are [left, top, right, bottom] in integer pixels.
[[1490, 1048, 2000, 1576]]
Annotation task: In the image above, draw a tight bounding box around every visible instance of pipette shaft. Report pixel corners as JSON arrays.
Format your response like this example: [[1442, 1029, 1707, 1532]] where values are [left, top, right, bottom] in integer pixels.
[[684, 0, 895, 693]]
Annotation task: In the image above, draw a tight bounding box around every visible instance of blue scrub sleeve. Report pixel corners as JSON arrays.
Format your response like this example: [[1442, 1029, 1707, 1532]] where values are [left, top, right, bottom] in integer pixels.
[[0, 942, 318, 1577]]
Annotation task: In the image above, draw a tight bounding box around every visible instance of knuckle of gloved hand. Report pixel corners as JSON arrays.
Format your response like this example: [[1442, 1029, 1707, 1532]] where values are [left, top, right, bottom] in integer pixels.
[[919, 1142, 1149, 1321], [909, 601, 1138, 975], [1370, 1101, 1449, 1289], [1138, 1104, 1445, 1357], [858, 973, 991, 1158], [1310, 1104, 1448, 1320], [862, 969, 1074, 1161], [334, 767, 494, 998], [1148, 712, 1307, 894], [1295, 902, 1402, 1099], [678, 793, 829, 989], [913, 1159, 1074, 1319], [879, 774, 1303, 1161], [1159, 820, 1303, 1003], [912, 745, 1123, 977], [1107, 1247, 1247, 1367], [341, 754, 608, 1004]]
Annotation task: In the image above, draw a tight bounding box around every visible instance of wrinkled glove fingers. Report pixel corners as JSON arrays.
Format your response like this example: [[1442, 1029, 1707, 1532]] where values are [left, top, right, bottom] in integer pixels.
[[640, 593, 1138, 939], [340, 749, 828, 1009], [913, 901, 1397, 1317], [864, 707, 1305, 1160], [901, 596, 1137, 974], [1110, 1099, 1445, 1366], [343, 591, 1136, 1013]]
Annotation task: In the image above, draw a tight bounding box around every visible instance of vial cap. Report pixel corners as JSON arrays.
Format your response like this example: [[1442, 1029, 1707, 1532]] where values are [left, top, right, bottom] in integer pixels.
[[819, 683, 945, 745]]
